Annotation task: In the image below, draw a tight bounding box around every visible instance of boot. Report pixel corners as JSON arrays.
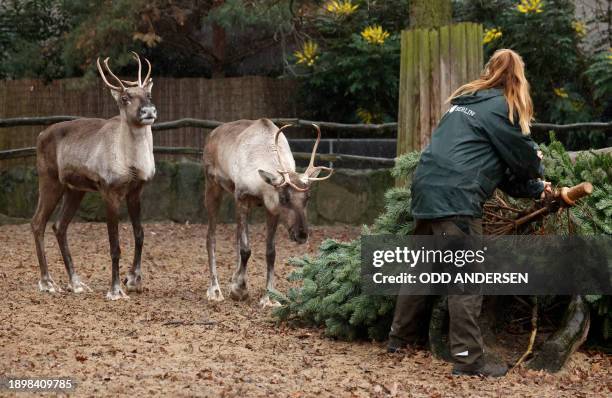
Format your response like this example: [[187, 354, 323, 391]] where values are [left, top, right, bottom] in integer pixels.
[[387, 337, 407, 353]]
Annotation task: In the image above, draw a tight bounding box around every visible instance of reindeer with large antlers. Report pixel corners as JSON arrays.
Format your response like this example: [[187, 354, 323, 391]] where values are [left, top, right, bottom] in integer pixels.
[[203, 119, 332, 306], [31, 53, 156, 300]]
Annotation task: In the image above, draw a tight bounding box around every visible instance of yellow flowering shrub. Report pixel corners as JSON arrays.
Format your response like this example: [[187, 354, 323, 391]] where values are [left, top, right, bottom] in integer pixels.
[[553, 87, 568, 98], [571, 21, 586, 38], [517, 0, 543, 14], [324, 0, 359, 17], [483, 28, 502, 44], [294, 41, 319, 67], [361, 25, 390, 45]]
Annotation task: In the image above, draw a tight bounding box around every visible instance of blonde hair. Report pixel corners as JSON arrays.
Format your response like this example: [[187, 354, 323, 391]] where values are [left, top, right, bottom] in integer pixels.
[[448, 49, 534, 134]]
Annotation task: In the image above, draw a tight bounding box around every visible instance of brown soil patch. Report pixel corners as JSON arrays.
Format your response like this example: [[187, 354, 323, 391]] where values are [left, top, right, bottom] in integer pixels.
[[0, 223, 609, 397]]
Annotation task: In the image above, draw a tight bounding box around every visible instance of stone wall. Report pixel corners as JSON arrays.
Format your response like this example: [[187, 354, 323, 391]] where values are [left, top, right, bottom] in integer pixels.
[[0, 161, 393, 225]]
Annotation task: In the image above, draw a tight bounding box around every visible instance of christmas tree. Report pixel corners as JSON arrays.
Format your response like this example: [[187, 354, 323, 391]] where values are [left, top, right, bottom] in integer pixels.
[[273, 137, 611, 341]]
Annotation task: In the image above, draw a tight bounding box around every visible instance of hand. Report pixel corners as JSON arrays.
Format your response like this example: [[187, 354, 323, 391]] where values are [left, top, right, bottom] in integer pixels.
[[540, 181, 552, 199], [537, 150, 544, 160]]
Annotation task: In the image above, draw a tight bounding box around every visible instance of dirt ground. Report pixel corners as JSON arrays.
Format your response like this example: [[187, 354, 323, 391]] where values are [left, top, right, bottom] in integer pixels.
[[0, 222, 609, 397]]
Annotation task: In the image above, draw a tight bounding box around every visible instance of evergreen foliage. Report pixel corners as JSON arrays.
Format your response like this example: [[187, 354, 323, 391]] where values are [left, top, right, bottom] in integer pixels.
[[273, 138, 612, 341], [272, 151, 420, 340]]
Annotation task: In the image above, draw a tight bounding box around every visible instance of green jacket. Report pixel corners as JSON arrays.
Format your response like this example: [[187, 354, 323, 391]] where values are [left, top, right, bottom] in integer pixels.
[[411, 88, 543, 219]]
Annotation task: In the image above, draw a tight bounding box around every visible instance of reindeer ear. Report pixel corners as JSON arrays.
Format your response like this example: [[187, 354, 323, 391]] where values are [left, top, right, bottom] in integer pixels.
[[109, 87, 122, 102], [258, 169, 283, 187], [144, 79, 153, 94]]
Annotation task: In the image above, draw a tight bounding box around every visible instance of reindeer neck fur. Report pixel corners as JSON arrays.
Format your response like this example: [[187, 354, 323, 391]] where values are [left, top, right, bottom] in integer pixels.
[[117, 112, 155, 182], [56, 114, 155, 189]]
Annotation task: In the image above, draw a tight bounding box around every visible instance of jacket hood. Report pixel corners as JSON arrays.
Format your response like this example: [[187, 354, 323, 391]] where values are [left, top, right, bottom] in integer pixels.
[[450, 88, 503, 105]]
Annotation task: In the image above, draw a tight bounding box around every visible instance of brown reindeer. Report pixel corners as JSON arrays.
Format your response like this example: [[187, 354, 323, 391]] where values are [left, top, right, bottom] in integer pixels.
[[203, 119, 332, 307], [31, 53, 156, 300]]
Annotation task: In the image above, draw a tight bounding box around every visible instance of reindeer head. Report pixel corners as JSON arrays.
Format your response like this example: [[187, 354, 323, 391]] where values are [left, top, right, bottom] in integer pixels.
[[258, 124, 333, 244], [96, 52, 157, 127]]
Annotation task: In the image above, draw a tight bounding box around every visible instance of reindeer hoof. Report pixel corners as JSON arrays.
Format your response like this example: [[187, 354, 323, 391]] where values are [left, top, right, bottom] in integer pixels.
[[260, 295, 282, 308], [206, 285, 224, 302], [106, 287, 129, 301], [67, 277, 92, 294], [124, 273, 143, 293], [38, 277, 62, 293], [229, 283, 249, 301]]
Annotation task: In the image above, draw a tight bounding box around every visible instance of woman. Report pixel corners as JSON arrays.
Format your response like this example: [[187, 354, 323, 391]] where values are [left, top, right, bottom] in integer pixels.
[[388, 49, 551, 377]]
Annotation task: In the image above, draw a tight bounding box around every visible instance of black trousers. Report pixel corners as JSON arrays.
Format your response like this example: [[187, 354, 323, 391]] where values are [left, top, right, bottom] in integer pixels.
[[389, 216, 484, 369]]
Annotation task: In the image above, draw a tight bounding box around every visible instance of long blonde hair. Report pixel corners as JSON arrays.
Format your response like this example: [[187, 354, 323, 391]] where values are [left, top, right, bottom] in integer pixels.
[[448, 49, 534, 134]]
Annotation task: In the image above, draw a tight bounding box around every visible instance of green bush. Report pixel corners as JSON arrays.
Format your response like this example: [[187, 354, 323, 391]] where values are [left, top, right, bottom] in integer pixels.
[[291, 0, 409, 124]]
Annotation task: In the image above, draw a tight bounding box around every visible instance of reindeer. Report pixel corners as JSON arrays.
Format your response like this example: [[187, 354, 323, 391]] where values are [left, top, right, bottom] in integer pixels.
[[31, 53, 156, 300], [203, 119, 332, 306]]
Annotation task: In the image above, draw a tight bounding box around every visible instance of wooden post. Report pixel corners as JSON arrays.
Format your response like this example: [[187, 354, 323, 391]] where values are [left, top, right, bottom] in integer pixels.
[[397, 22, 484, 155]]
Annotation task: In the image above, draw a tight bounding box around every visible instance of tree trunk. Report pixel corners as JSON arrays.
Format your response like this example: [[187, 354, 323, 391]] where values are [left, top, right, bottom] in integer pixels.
[[528, 295, 591, 372], [409, 0, 452, 29]]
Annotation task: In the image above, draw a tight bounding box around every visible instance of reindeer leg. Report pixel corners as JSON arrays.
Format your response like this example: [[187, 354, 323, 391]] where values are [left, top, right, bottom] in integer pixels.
[[104, 193, 128, 300], [52, 189, 90, 293], [125, 184, 144, 293], [230, 199, 250, 301], [31, 176, 64, 293], [260, 211, 281, 308], [205, 176, 224, 301]]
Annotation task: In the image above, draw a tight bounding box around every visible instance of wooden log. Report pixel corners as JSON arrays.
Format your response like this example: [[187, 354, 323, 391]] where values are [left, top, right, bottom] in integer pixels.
[[528, 295, 590, 372], [438, 25, 451, 116], [530, 121, 612, 132], [429, 28, 440, 149], [0, 147, 37, 160], [559, 182, 593, 205], [418, 28, 431, 150], [0, 116, 80, 127], [153, 118, 222, 130], [567, 147, 612, 162]]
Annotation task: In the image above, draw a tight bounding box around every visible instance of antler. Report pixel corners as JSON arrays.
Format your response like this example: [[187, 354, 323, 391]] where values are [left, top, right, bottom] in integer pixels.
[[120, 52, 153, 87], [96, 57, 125, 91], [304, 123, 333, 182], [274, 124, 293, 176], [142, 56, 152, 86], [103, 58, 127, 91], [272, 123, 333, 192], [273, 125, 307, 191]]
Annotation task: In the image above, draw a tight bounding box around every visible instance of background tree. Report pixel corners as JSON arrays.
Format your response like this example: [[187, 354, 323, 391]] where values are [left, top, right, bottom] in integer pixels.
[[454, 0, 609, 149], [290, 0, 410, 124], [0, 0, 70, 80], [410, 0, 452, 28]]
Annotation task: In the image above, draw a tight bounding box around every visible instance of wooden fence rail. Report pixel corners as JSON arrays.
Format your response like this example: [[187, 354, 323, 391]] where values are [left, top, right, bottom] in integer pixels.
[[0, 116, 611, 133], [0, 116, 610, 164], [0, 146, 396, 165], [0, 116, 399, 133]]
